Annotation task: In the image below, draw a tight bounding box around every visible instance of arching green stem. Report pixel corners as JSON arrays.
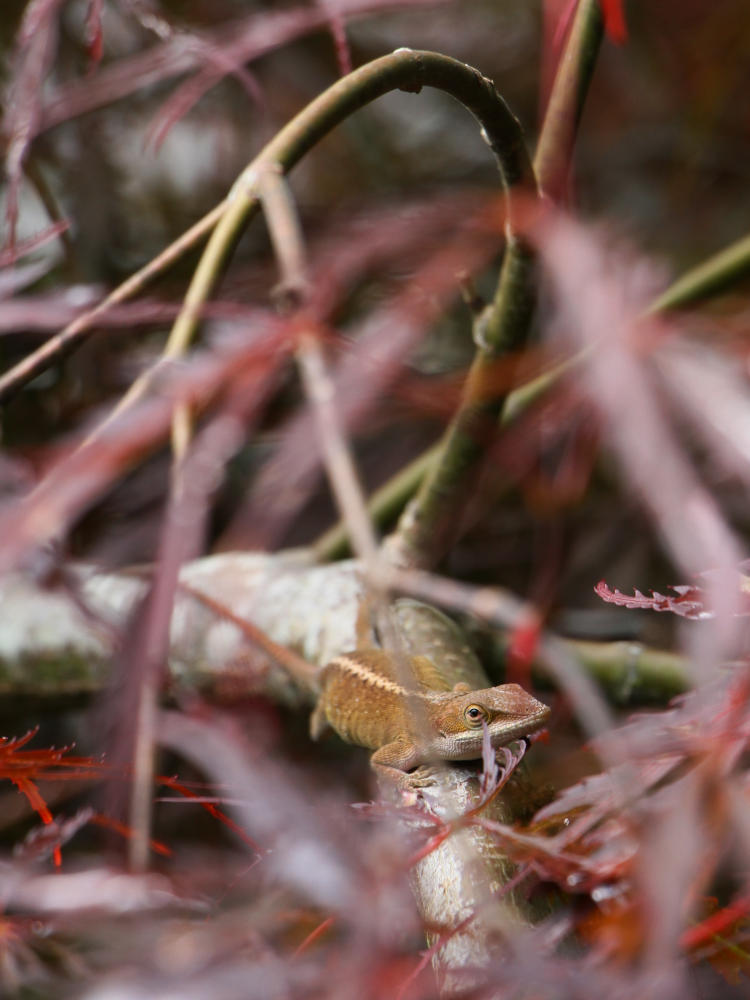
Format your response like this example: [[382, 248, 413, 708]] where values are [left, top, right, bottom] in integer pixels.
[[164, 48, 535, 360]]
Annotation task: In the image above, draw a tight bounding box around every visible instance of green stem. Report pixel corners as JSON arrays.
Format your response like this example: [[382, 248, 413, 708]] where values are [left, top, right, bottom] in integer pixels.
[[647, 231, 750, 313], [532, 0, 604, 198], [555, 637, 688, 704], [385, 283, 535, 567], [386, 4, 605, 569], [164, 48, 535, 361], [314, 443, 440, 562]]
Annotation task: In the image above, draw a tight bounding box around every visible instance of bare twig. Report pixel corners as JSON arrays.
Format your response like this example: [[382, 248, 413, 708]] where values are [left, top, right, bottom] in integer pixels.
[[0, 202, 227, 403], [179, 581, 318, 694], [254, 162, 380, 567]]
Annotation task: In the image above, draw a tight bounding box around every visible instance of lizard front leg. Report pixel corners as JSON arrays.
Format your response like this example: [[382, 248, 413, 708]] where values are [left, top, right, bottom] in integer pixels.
[[371, 738, 440, 789]]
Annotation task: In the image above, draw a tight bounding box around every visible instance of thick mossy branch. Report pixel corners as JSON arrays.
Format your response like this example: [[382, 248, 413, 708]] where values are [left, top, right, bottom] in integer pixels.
[[0, 556, 688, 706]]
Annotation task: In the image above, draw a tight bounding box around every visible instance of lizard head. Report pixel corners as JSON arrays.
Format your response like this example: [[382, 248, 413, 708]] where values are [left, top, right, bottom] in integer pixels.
[[427, 683, 550, 760]]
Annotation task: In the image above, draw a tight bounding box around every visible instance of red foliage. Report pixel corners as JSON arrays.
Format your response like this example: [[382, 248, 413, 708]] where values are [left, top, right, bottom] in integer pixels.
[[2, 0, 750, 993], [506, 614, 541, 685], [84, 0, 104, 70], [595, 580, 711, 618], [595, 579, 750, 618], [599, 0, 627, 43], [0, 729, 104, 866]]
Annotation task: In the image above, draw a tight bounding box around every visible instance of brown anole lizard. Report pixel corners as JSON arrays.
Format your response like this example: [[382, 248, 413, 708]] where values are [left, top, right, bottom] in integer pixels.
[[310, 648, 550, 781], [181, 584, 550, 782]]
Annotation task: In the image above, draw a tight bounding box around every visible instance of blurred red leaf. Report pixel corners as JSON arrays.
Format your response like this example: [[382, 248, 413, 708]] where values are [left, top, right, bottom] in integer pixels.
[[322, 1, 353, 76], [0, 730, 104, 780], [85, 0, 104, 70], [3, 0, 64, 250], [0, 728, 263, 866], [38, 0, 446, 134], [158, 774, 263, 855], [682, 895, 750, 953], [599, 0, 627, 43], [0, 222, 69, 273], [292, 915, 336, 957], [89, 813, 172, 859], [0, 730, 104, 867], [506, 613, 542, 684], [12, 778, 59, 866]]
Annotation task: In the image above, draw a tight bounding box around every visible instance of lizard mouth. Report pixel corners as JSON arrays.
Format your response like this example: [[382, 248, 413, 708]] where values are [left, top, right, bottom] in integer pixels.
[[490, 706, 551, 745], [511, 705, 551, 736]]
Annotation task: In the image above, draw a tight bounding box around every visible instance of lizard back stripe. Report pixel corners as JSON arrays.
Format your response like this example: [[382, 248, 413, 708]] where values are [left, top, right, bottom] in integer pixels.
[[328, 655, 444, 701]]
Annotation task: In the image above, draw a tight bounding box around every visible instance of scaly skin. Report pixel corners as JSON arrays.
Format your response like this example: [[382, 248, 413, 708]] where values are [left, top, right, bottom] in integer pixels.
[[310, 649, 550, 779]]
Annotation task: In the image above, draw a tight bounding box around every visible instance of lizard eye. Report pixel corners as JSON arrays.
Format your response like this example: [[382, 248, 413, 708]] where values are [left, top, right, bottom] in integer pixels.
[[463, 704, 488, 728]]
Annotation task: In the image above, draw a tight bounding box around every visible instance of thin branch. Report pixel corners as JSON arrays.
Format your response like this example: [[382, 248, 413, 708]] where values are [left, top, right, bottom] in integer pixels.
[[297, 328, 382, 565], [254, 162, 381, 567], [0, 201, 227, 403], [255, 162, 309, 303], [647, 231, 750, 314]]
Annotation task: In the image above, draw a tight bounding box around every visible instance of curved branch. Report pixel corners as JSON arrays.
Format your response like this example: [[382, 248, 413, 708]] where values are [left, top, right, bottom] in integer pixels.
[[0, 48, 531, 407], [163, 47, 534, 360]]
